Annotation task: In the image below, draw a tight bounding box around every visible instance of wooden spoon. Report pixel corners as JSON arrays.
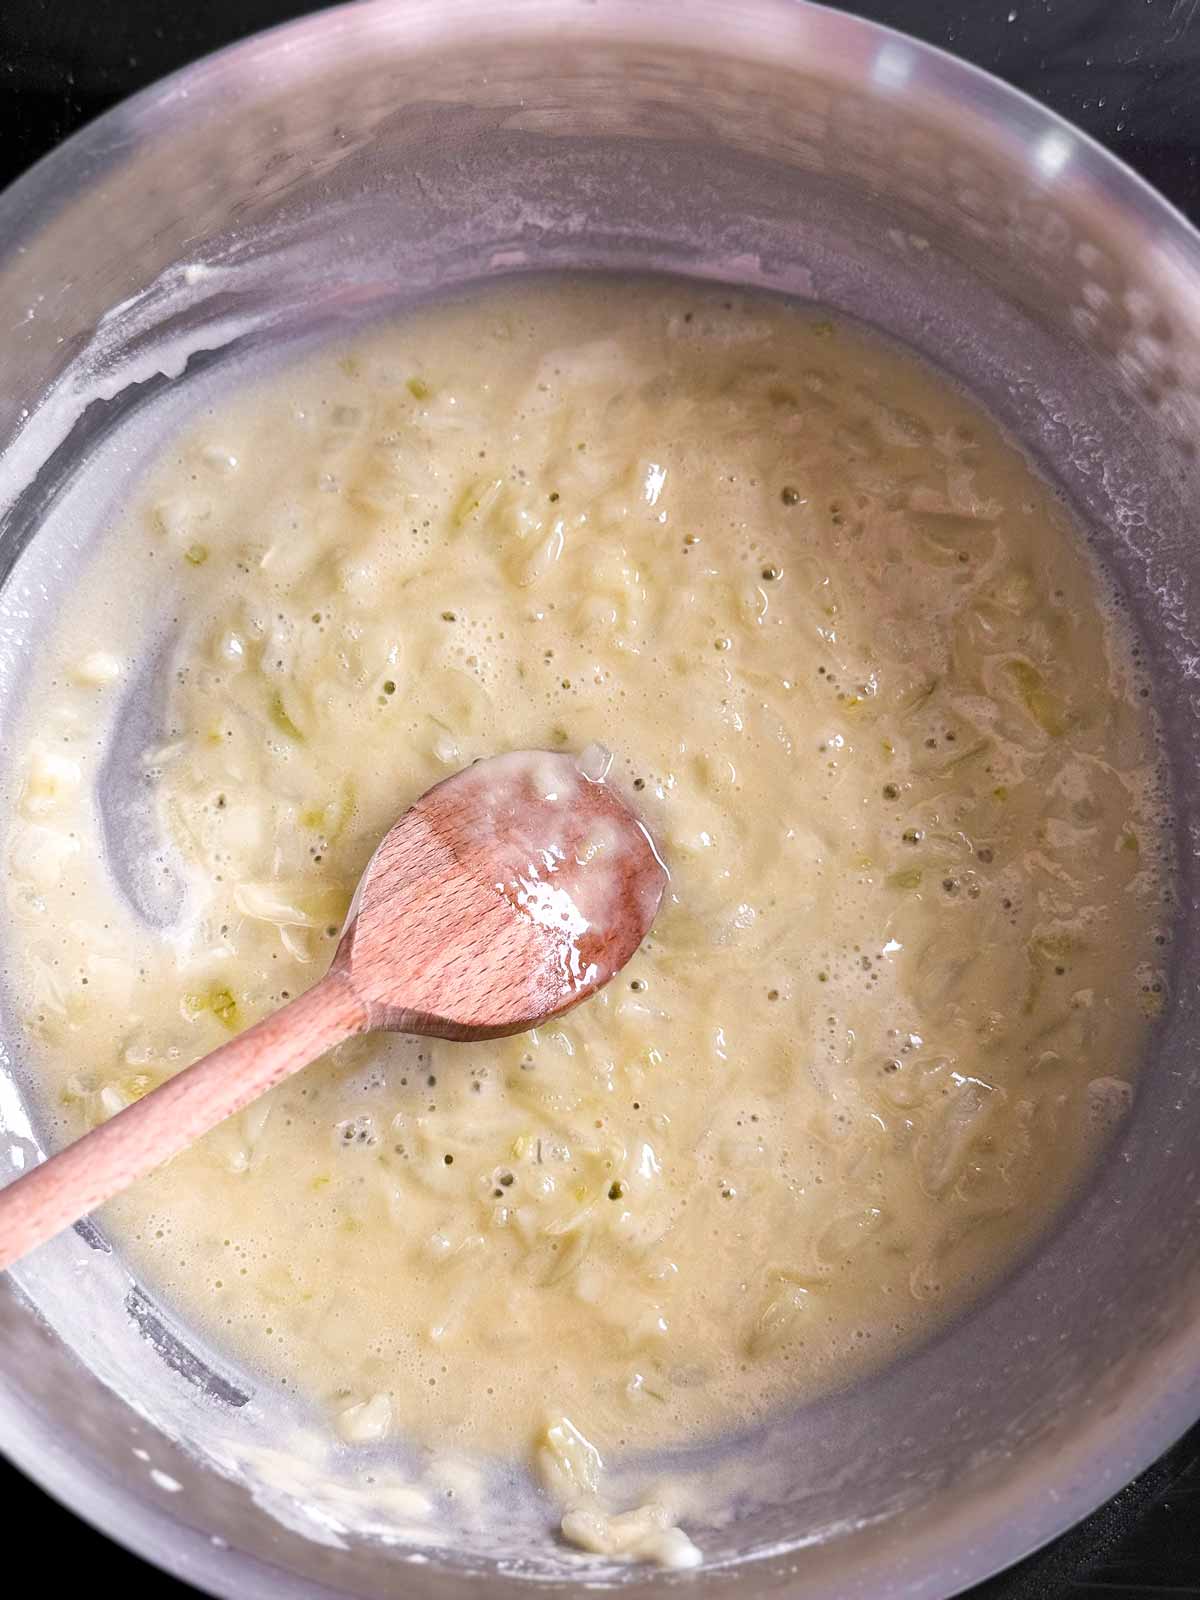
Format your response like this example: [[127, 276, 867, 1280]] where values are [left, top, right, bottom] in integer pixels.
[[0, 747, 667, 1271]]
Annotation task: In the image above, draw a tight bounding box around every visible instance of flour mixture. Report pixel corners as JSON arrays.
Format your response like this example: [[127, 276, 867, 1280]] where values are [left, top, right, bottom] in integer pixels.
[[4, 278, 1170, 1563]]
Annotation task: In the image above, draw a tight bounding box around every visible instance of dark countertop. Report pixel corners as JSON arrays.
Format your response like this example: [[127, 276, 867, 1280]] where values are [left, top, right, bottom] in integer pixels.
[[2, 1, 1199, 1594]]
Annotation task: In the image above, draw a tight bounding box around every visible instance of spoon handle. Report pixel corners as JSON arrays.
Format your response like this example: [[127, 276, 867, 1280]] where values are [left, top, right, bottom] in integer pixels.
[[0, 969, 368, 1273]]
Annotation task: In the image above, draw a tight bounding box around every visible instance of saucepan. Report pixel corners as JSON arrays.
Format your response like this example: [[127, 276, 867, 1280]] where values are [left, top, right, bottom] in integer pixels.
[[1, 1, 1199, 1596]]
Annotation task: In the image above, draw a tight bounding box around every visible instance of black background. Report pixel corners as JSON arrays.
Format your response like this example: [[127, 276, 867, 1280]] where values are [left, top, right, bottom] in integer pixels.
[[2, 1, 1199, 1594]]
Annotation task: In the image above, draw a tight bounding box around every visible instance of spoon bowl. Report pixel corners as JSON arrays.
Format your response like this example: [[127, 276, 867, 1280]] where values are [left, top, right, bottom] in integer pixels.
[[342, 746, 668, 1038]]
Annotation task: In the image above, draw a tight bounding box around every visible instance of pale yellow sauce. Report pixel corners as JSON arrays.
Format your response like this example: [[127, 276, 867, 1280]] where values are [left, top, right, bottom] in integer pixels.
[[5, 278, 1169, 1563]]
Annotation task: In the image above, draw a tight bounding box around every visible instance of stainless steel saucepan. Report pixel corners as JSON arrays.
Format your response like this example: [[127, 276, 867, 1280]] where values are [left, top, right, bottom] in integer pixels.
[[2, 2, 1199, 1595]]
